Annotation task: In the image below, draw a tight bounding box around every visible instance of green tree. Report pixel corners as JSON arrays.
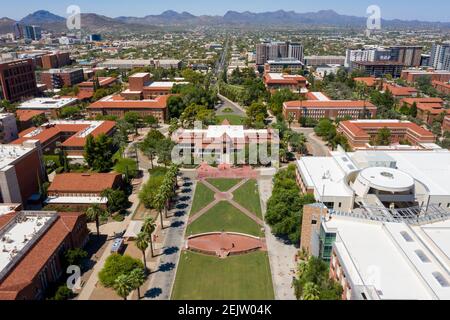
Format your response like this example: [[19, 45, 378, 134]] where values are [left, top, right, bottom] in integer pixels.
[[128, 268, 147, 300], [101, 188, 129, 213], [135, 232, 149, 271], [142, 217, 156, 257], [114, 274, 133, 300], [86, 204, 106, 236], [83, 134, 114, 172], [98, 254, 143, 288], [374, 127, 392, 146], [124, 112, 141, 135], [302, 282, 321, 300]]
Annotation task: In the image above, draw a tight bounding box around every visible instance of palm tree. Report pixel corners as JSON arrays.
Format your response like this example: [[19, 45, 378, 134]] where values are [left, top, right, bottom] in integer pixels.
[[129, 268, 147, 300], [135, 232, 149, 271], [153, 191, 166, 229], [142, 217, 156, 257], [160, 180, 173, 219], [302, 282, 320, 300], [85, 204, 105, 237], [114, 274, 132, 300]]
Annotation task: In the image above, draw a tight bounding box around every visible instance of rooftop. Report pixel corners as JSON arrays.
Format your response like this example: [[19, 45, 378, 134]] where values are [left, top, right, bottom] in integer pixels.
[[0, 143, 37, 170], [17, 97, 77, 110], [323, 215, 450, 300], [12, 120, 116, 148], [48, 173, 121, 194], [284, 100, 376, 109], [0, 212, 56, 281], [88, 95, 168, 110]]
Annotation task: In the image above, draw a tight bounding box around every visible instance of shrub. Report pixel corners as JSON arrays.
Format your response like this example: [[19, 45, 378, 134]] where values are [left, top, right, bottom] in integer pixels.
[[52, 285, 75, 300], [98, 254, 143, 288]]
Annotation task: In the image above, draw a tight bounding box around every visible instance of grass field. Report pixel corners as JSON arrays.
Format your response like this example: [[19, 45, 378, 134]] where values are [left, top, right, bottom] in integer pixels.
[[216, 115, 246, 125], [232, 179, 263, 219], [186, 201, 262, 237], [190, 182, 216, 216], [206, 178, 242, 192], [171, 251, 274, 300]]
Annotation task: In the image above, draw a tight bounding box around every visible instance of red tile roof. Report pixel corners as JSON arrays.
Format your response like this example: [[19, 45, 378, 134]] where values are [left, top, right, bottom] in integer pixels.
[[384, 84, 418, 97], [339, 120, 435, 139], [15, 110, 46, 122], [284, 100, 376, 109], [12, 121, 116, 148], [48, 173, 121, 193], [264, 73, 307, 85], [354, 77, 379, 87], [88, 95, 168, 110]]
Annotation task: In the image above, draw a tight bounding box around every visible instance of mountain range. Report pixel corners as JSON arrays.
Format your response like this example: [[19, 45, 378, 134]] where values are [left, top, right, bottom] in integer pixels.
[[1, 9, 450, 34]]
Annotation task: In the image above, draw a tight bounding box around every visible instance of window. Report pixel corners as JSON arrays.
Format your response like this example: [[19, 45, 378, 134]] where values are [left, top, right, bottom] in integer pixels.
[[415, 250, 431, 263], [432, 272, 450, 287], [400, 231, 414, 242], [311, 219, 317, 225]]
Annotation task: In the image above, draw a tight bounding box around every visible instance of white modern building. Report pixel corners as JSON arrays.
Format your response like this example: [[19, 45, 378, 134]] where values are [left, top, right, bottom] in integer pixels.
[[17, 97, 78, 117], [296, 148, 450, 212], [0, 113, 18, 143], [323, 214, 450, 300]]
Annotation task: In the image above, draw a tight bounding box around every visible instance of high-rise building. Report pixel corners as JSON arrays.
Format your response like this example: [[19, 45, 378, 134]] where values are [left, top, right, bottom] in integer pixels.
[[0, 59, 37, 102], [430, 43, 450, 70], [389, 46, 423, 67], [24, 25, 42, 41], [256, 41, 304, 65]]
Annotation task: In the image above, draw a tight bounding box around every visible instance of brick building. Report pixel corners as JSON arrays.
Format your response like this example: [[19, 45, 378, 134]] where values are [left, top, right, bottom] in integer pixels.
[[0, 140, 45, 206], [432, 81, 450, 96], [263, 73, 308, 93], [17, 97, 78, 119], [400, 98, 450, 125], [12, 120, 116, 157], [0, 59, 37, 102], [15, 110, 47, 131], [401, 69, 450, 84], [41, 52, 72, 70], [77, 76, 118, 100], [46, 173, 123, 209], [121, 72, 187, 100], [383, 83, 418, 98], [40, 68, 84, 89], [337, 120, 436, 149], [443, 116, 450, 133], [88, 95, 168, 122], [283, 100, 377, 122], [0, 211, 89, 300]]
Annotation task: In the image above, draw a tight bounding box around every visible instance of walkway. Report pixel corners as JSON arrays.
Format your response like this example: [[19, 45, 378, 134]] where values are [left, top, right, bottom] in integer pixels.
[[188, 178, 264, 226], [143, 171, 195, 300], [77, 171, 150, 300], [258, 175, 298, 300], [292, 127, 330, 157]]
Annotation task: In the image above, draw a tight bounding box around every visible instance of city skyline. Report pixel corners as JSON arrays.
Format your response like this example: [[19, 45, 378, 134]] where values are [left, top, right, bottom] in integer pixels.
[[2, 0, 450, 23]]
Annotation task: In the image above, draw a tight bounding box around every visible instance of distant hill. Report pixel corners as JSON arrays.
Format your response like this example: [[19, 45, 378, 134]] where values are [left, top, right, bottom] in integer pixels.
[[1, 9, 449, 34], [0, 17, 16, 34]]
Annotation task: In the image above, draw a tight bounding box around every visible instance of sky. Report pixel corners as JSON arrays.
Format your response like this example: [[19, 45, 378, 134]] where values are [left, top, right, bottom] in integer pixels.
[[2, 0, 450, 22]]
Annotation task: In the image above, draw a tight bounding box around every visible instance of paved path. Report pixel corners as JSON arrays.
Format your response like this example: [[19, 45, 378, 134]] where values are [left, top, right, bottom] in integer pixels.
[[190, 178, 263, 226], [217, 93, 246, 114], [258, 176, 298, 300], [143, 172, 194, 300], [292, 127, 330, 157], [77, 171, 150, 300]]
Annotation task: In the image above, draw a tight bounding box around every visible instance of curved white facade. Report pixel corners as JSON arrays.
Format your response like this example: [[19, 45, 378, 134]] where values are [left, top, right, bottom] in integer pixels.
[[353, 167, 415, 197]]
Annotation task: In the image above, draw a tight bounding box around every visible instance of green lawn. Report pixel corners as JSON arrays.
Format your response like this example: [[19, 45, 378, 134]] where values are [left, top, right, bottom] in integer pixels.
[[232, 179, 263, 219], [206, 178, 242, 192], [216, 115, 246, 125], [172, 251, 274, 300], [186, 201, 262, 237], [190, 182, 216, 216]]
